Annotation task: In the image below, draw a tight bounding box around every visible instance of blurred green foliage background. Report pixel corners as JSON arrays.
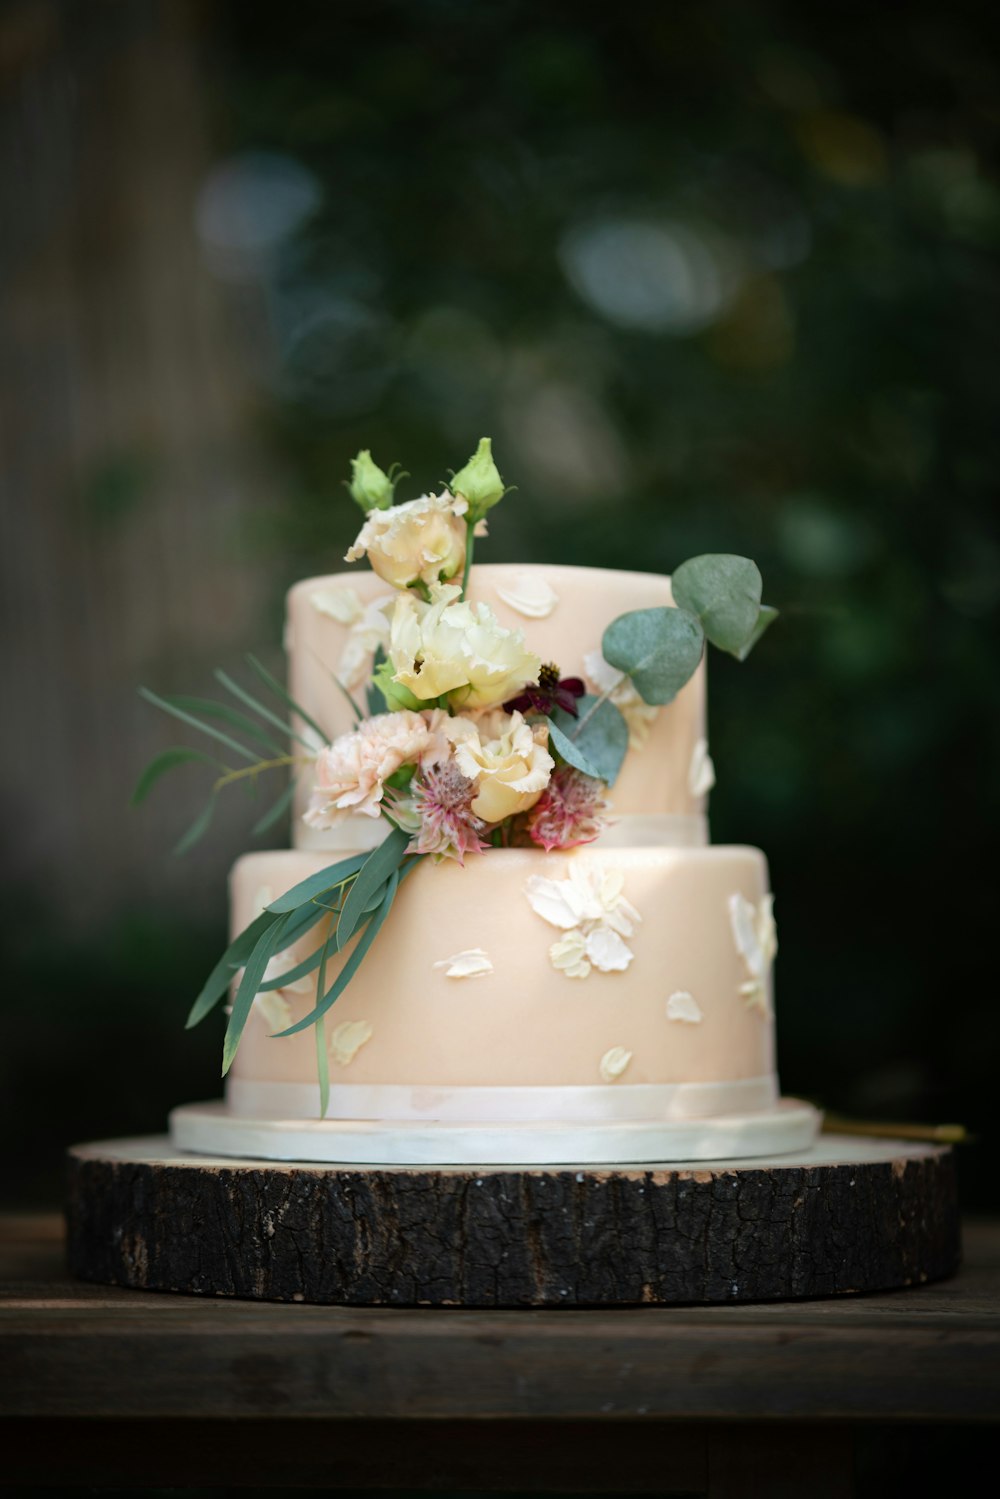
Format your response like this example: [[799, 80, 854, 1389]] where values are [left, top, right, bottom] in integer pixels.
[[2, 0, 998, 1207]]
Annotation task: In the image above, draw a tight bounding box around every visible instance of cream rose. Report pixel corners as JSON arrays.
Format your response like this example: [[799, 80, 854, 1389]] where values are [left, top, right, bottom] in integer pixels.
[[388, 583, 541, 710], [304, 711, 430, 826], [442, 709, 553, 823], [345, 492, 468, 589]]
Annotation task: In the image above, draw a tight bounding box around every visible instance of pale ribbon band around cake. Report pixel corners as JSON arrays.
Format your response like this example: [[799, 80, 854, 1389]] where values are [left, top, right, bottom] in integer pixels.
[[294, 811, 710, 854], [226, 1074, 777, 1124]]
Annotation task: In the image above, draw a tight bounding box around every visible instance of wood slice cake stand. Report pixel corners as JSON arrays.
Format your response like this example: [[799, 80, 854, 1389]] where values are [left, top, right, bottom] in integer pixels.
[[66, 1133, 960, 1308]]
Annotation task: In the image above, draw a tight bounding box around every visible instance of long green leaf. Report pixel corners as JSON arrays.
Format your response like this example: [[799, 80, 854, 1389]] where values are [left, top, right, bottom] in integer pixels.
[[245, 653, 330, 746], [186, 909, 279, 1028], [545, 716, 602, 779], [336, 824, 410, 949], [252, 779, 296, 835], [314, 925, 335, 1119], [138, 686, 259, 763], [222, 913, 294, 1075], [131, 746, 222, 805], [265, 851, 369, 913], [167, 694, 286, 756], [173, 795, 217, 856], [214, 669, 318, 753], [274, 869, 400, 1038]]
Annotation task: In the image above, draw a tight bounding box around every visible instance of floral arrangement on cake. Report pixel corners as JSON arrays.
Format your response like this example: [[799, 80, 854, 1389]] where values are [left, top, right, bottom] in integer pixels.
[[138, 439, 777, 1108]]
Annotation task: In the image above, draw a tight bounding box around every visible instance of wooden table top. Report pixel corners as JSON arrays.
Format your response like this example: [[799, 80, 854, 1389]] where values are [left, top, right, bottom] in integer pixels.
[[3, 1213, 1000, 1424]]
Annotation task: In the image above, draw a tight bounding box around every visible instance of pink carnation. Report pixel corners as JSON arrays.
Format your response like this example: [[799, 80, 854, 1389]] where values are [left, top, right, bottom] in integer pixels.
[[525, 766, 608, 852], [304, 711, 430, 827]]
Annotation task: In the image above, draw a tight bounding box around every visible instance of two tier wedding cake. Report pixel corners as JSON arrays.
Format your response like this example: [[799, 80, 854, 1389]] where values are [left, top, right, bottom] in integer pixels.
[[146, 440, 819, 1164]]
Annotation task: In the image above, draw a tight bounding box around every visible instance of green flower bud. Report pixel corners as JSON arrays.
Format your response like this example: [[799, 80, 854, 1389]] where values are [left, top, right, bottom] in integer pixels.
[[373, 657, 423, 712], [347, 450, 399, 512], [450, 437, 508, 521]]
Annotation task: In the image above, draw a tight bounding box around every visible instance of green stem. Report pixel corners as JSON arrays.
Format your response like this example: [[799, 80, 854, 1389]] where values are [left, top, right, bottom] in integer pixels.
[[460, 517, 475, 599]]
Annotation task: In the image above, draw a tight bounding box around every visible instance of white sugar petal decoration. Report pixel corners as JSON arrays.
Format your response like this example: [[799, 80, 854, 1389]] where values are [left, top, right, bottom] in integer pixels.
[[494, 572, 560, 619], [688, 738, 716, 798], [433, 948, 494, 979], [583, 648, 660, 749], [310, 587, 363, 625], [599, 1046, 632, 1082], [525, 873, 587, 930], [262, 950, 314, 996], [550, 931, 591, 979], [252, 885, 274, 920], [728, 891, 777, 1015], [584, 924, 634, 973], [329, 1019, 373, 1067], [255, 990, 292, 1034], [666, 990, 703, 1024]]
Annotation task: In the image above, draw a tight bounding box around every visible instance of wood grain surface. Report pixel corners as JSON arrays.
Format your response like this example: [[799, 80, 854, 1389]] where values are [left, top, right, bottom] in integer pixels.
[[64, 1133, 960, 1309], [4, 1214, 999, 1493]]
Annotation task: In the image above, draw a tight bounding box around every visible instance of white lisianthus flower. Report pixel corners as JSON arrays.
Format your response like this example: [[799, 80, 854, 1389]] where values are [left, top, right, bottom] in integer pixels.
[[442, 708, 554, 824], [388, 583, 542, 710], [345, 492, 468, 589], [304, 711, 431, 826]]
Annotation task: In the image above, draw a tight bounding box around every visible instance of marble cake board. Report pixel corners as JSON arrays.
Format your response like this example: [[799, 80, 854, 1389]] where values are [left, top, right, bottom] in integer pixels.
[[65, 1130, 960, 1308], [169, 1096, 821, 1166]]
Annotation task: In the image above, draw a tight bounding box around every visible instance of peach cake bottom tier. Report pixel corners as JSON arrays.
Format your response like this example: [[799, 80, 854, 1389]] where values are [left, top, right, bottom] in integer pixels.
[[223, 843, 781, 1125]]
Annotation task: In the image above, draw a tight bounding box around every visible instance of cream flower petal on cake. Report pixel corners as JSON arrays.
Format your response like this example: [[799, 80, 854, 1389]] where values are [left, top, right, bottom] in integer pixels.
[[688, 737, 716, 798], [666, 990, 703, 1024], [336, 594, 395, 690], [433, 948, 494, 979], [524, 872, 591, 929], [261, 950, 314, 996], [494, 572, 560, 619], [252, 885, 275, 920], [584, 923, 634, 973], [329, 1019, 374, 1067], [309, 587, 363, 625], [728, 892, 778, 1015], [254, 990, 293, 1034], [583, 648, 660, 750], [599, 1046, 632, 1082], [549, 930, 592, 979]]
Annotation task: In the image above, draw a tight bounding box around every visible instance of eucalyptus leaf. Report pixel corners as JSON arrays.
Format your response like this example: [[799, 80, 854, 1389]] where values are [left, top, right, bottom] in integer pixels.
[[602, 606, 705, 706], [164, 694, 286, 756], [131, 747, 221, 806], [252, 780, 296, 835], [367, 646, 388, 716], [138, 687, 259, 763], [734, 604, 779, 661], [214, 669, 318, 753], [545, 716, 602, 779], [245, 653, 330, 746], [274, 868, 400, 1038], [315, 1009, 331, 1120], [173, 795, 217, 856], [265, 851, 368, 913], [671, 554, 763, 656], [337, 824, 410, 948], [186, 909, 279, 1028], [550, 694, 629, 787], [222, 912, 294, 1075]]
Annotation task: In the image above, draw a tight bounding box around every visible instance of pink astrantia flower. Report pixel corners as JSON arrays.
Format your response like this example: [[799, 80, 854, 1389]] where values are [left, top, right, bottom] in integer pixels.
[[524, 766, 609, 852], [304, 710, 430, 827], [404, 760, 489, 865]]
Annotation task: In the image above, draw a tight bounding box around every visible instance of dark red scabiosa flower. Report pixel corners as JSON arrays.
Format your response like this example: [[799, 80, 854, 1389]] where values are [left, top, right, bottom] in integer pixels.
[[504, 662, 586, 718]]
